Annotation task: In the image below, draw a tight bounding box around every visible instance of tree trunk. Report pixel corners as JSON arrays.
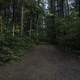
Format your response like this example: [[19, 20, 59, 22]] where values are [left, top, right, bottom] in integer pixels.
[[36, 15, 39, 42], [79, 0, 80, 17], [0, 16, 3, 33], [65, 0, 69, 16], [21, 4, 24, 36], [12, 0, 15, 37], [29, 17, 32, 38]]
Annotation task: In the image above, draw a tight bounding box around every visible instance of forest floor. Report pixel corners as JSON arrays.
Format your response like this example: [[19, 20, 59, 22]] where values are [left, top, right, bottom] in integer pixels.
[[0, 45, 80, 80]]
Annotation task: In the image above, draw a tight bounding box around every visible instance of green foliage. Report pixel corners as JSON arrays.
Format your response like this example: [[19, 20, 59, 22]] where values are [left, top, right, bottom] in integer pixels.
[[56, 16, 80, 48], [46, 0, 80, 51], [0, 0, 45, 64], [0, 33, 32, 64], [47, 11, 80, 50]]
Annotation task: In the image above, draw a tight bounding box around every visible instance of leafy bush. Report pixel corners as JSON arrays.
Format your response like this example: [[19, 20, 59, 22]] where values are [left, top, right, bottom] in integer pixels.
[[47, 13, 80, 51], [56, 16, 80, 50], [0, 33, 32, 64]]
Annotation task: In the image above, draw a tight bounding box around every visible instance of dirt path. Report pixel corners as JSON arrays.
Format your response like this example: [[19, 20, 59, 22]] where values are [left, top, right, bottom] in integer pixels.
[[0, 45, 80, 80]]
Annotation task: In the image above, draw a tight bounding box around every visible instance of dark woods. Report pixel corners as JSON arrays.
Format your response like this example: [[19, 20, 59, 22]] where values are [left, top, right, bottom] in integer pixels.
[[0, 0, 80, 63], [47, 0, 80, 51], [0, 0, 45, 63]]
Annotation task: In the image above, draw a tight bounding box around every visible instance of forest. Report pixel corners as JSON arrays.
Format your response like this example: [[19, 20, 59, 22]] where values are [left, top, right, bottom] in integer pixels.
[[0, 0, 80, 64]]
